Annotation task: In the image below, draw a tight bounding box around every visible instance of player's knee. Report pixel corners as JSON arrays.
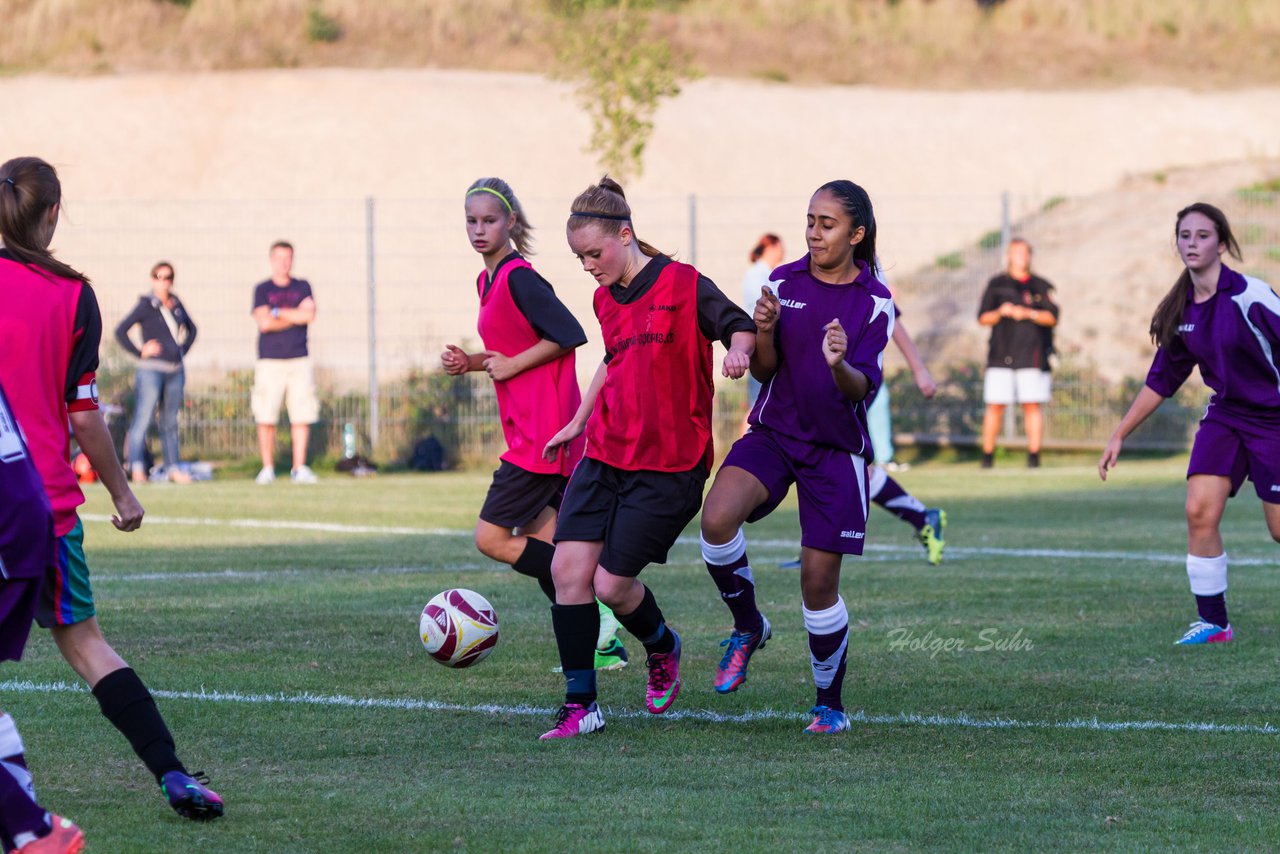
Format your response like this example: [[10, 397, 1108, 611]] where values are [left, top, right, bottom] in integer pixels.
[[1185, 498, 1221, 531], [699, 498, 741, 544]]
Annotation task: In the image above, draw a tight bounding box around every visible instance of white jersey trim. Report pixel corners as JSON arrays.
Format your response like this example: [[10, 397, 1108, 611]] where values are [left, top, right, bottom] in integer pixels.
[[1232, 276, 1280, 398]]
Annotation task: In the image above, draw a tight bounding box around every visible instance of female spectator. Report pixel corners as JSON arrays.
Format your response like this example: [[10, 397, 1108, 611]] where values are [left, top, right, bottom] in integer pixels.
[[114, 261, 197, 483]]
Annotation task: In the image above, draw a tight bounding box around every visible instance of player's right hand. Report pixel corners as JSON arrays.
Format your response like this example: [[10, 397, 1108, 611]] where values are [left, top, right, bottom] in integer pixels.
[[112, 491, 145, 532], [1098, 437, 1122, 481], [441, 344, 469, 375], [754, 285, 781, 334]]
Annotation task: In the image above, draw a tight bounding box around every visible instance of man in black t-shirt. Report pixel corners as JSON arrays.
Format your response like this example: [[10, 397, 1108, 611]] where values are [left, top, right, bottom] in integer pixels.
[[250, 241, 319, 484], [976, 239, 1059, 468]]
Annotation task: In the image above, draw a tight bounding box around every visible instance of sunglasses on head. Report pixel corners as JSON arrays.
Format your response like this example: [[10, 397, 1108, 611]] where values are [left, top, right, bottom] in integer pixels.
[[154, 273, 174, 281]]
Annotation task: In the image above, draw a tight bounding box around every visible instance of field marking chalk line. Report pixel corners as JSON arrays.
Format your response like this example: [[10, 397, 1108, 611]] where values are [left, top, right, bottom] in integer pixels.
[[81, 514, 1276, 567], [1, 679, 1272, 737]]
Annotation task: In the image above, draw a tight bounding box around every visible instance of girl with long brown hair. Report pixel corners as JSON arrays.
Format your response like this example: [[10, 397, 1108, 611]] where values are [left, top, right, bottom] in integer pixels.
[[1100, 202, 1280, 644]]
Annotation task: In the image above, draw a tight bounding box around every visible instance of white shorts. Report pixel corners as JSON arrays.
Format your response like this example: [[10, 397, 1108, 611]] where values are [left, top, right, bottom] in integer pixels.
[[983, 367, 1051, 405], [252, 357, 319, 425]]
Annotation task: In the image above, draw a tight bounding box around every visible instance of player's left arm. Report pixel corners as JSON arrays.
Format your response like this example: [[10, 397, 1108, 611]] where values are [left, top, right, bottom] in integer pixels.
[[828, 296, 894, 403], [66, 287, 143, 531], [695, 275, 756, 379]]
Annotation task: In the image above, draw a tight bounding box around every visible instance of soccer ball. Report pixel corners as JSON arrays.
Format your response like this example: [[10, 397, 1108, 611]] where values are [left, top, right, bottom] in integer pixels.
[[419, 588, 499, 668]]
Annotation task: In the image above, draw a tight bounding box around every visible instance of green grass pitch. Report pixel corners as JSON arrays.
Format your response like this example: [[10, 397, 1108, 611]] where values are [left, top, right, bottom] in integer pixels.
[[5, 458, 1278, 851]]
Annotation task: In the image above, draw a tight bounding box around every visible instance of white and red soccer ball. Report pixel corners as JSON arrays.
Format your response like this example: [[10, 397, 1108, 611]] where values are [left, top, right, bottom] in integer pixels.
[[419, 588, 499, 668]]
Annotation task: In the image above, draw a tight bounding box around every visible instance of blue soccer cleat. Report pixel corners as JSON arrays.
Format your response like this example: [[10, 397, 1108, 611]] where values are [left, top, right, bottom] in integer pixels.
[[1175, 620, 1233, 645], [804, 705, 850, 734], [714, 616, 771, 694]]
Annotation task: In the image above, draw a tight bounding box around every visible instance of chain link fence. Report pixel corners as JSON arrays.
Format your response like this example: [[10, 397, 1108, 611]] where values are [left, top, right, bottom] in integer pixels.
[[72, 189, 1278, 467]]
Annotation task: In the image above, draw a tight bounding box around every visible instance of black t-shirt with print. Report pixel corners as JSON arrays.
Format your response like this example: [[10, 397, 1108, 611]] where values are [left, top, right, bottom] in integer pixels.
[[978, 273, 1058, 370]]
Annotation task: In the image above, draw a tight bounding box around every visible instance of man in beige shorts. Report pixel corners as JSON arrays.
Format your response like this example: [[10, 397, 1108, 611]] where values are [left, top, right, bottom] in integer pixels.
[[251, 241, 319, 484]]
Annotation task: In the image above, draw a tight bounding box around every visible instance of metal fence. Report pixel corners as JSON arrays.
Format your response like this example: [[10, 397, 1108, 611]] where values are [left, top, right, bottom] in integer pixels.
[[71, 189, 1278, 466]]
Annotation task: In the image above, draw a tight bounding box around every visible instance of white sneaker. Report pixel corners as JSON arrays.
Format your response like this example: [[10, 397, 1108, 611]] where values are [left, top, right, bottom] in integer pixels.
[[291, 465, 318, 484], [255, 467, 276, 485]]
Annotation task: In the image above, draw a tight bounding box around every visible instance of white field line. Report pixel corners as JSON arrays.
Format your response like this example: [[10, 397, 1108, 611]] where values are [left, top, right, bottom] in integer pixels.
[[0, 678, 1273, 736], [82, 513, 1276, 567]]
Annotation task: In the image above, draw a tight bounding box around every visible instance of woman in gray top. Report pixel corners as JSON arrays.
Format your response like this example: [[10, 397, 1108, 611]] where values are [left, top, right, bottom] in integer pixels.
[[114, 261, 197, 483]]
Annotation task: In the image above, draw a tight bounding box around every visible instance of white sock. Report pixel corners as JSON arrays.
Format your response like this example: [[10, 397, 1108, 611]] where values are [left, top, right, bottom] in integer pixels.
[[1186, 553, 1228, 596]]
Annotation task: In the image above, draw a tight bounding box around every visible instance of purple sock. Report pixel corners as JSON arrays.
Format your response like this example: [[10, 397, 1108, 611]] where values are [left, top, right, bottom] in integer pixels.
[[869, 467, 927, 531], [0, 715, 48, 845], [803, 599, 850, 711], [701, 529, 764, 634]]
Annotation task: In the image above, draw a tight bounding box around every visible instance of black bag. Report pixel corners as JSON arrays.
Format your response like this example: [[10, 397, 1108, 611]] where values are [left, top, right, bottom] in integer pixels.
[[409, 436, 445, 471]]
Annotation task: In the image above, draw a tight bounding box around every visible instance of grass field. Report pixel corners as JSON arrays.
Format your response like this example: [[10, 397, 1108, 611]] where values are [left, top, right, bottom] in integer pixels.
[[5, 458, 1279, 851]]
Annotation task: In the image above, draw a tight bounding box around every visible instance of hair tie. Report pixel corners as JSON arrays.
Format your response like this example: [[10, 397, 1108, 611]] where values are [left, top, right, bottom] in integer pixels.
[[1, 177, 14, 188], [466, 186, 512, 212], [569, 211, 631, 222]]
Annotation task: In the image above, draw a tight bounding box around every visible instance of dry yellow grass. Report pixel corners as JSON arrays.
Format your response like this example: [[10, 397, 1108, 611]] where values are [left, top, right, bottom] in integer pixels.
[[3, 0, 1279, 87]]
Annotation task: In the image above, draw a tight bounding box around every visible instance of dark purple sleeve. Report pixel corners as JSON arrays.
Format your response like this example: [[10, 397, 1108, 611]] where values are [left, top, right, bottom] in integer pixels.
[[1144, 339, 1196, 398], [847, 298, 893, 399], [252, 282, 269, 312]]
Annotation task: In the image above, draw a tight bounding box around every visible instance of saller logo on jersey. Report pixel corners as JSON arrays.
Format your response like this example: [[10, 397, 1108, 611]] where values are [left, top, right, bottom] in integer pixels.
[[779, 298, 807, 309], [840, 530, 865, 539], [1177, 323, 1195, 333]]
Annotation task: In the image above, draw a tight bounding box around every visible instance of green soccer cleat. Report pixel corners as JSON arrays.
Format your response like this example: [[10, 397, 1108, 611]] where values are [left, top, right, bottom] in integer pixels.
[[918, 508, 947, 566], [594, 636, 630, 671]]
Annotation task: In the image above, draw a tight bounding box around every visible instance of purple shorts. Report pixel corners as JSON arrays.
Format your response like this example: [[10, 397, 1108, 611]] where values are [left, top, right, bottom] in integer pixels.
[[722, 427, 869, 555], [1187, 408, 1280, 503], [0, 580, 40, 662]]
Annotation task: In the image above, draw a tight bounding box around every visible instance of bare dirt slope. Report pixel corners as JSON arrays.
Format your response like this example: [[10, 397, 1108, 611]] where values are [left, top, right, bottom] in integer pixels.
[[893, 161, 1280, 384], [1, 68, 1278, 383]]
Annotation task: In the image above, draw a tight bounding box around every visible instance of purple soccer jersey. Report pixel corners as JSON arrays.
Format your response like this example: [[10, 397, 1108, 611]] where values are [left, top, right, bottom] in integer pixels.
[[1145, 264, 1280, 415], [749, 255, 895, 457], [1145, 264, 1280, 500], [0, 382, 55, 582]]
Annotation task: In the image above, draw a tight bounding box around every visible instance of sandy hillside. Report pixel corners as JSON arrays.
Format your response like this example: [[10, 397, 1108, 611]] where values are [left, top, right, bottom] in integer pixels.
[[891, 160, 1280, 385], [2, 69, 1278, 384]]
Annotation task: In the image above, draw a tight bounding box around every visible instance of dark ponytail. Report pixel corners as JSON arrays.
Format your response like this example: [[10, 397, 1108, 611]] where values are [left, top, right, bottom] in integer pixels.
[[567, 175, 666, 258], [0, 156, 90, 286], [1149, 202, 1242, 349], [749, 233, 781, 263], [816, 180, 877, 270]]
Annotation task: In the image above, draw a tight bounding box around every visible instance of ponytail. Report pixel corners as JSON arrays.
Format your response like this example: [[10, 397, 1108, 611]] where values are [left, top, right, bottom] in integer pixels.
[[0, 156, 90, 286], [466, 177, 534, 256], [749, 233, 781, 264], [568, 175, 666, 258]]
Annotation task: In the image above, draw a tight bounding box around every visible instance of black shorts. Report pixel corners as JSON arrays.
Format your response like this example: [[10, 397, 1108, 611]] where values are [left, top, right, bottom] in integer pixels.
[[554, 457, 708, 577], [478, 460, 568, 529]]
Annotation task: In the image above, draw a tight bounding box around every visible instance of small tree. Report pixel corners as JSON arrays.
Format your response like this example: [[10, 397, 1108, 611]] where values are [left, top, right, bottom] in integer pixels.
[[552, 0, 692, 181]]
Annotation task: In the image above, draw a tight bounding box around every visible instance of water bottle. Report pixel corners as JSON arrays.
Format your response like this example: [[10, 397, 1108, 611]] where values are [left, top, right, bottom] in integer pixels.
[[342, 422, 357, 459]]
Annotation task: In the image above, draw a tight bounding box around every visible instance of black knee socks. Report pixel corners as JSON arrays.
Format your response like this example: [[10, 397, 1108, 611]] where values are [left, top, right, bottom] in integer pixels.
[[92, 668, 185, 783], [512, 539, 557, 602]]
